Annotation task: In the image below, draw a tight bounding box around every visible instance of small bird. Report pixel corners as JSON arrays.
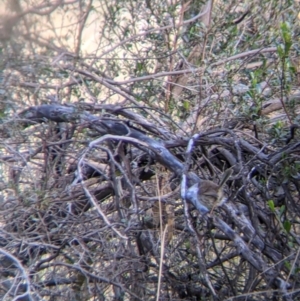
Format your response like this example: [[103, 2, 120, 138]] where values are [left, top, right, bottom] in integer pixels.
[[198, 169, 233, 211]]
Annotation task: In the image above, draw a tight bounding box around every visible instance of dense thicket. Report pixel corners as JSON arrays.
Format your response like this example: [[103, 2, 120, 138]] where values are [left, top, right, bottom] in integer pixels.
[[1, 1, 300, 300]]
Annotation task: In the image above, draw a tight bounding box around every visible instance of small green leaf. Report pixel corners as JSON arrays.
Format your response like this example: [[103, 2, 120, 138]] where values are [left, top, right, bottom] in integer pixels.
[[136, 62, 144, 72], [284, 261, 291, 270], [280, 22, 292, 54], [185, 241, 191, 249], [268, 200, 275, 212], [183, 100, 190, 111], [280, 205, 286, 216], [283, 220, 291, 233], [277, 44, 285, 59]]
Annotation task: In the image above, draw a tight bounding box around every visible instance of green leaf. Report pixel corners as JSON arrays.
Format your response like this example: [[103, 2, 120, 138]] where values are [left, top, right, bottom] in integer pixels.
[[284, 261, 291, 270], [280, 22, 292, 54], [283, 220, 291, 233], [277, 44, 285, 59], [183, 100, 190, 111], [279, 205, 286, 216], [136, 62, 144, 72], [268, 200, 275, 212]]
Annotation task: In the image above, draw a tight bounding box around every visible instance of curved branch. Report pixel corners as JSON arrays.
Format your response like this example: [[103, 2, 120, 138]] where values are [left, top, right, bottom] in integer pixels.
[[0, 248, 32, 301]]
